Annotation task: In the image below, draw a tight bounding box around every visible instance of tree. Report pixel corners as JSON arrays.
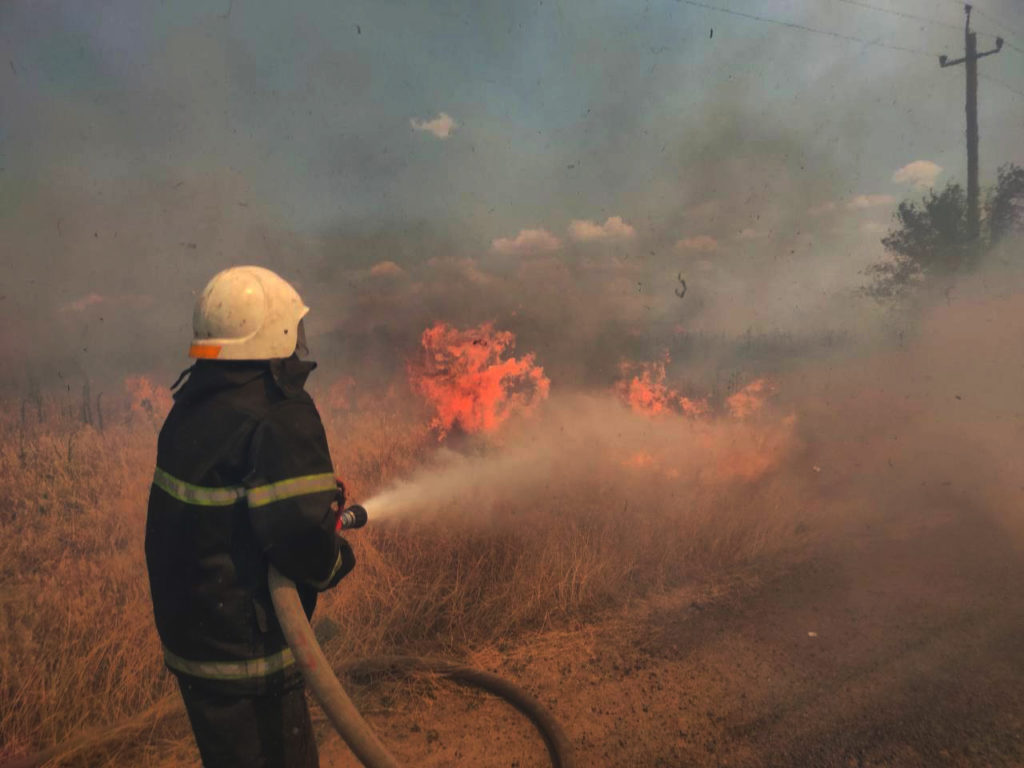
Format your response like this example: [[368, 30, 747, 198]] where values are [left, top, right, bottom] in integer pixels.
[[863, 183, 972, 300], [864, 163, 1023, 300], [987, 163, 1024, 245]]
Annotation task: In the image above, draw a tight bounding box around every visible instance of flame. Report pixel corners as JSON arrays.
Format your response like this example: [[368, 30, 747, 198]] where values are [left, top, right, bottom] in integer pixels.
[[124, 376, 172, 421], [616, 357, 792, 483], [410, 322, 550, 440], [617, 354, 673, 415], [726, 378, 772, 418], [619, 413, 797, 484], [710, 413, 797, 482], [679, 396, 710, 418], [616, 353, 709, 417], [623, 451, 656, 468]]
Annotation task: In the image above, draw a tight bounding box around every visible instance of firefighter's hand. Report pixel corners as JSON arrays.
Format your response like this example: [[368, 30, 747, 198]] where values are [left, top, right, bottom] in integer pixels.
[[332, 477, 347, 511], [329, 477, 347, 531]]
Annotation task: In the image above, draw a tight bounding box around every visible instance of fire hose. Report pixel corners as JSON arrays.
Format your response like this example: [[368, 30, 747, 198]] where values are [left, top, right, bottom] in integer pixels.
[[269, 504, 576, 768], [0, 507, 576, 768]]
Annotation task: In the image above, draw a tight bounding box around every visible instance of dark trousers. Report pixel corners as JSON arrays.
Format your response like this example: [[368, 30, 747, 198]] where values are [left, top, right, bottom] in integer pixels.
[[177, 679, 319, 768]]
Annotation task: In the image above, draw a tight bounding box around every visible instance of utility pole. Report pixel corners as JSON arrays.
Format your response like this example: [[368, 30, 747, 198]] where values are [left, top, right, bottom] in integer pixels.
[[939, 5, 1003, 241]]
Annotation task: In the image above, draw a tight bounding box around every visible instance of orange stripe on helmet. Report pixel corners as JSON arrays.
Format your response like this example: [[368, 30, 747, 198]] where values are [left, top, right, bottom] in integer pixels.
[[189, 343, 223, 359]]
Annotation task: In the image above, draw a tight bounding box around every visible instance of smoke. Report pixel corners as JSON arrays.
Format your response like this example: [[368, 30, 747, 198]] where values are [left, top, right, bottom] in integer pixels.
[[356, 249, 1024, 558], [363, 385, 798, 525]]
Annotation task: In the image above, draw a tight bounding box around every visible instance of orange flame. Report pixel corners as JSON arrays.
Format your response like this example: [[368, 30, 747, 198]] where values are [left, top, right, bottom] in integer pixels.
[[616, 353, 709, 417], [623, 451, 657, 468], [410, 322, 550, 440], [726, 378, 772, 418], [616, 357, 791, 483]]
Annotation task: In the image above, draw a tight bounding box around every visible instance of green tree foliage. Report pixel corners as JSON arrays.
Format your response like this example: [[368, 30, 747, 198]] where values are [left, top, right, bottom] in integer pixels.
[[864, 163, 1023, 300], [987, 163, 1024, 245]]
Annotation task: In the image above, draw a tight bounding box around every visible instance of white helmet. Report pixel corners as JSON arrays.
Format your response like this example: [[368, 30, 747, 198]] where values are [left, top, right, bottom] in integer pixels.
[[189, 266, 309, 360]]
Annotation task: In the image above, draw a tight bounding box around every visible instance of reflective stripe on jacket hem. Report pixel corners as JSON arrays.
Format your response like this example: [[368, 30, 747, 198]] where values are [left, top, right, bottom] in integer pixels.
[[163, 646, 295, 681]]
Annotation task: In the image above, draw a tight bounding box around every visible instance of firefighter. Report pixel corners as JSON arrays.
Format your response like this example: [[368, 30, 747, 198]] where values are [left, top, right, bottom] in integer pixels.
[[145, 265, 353, 767]]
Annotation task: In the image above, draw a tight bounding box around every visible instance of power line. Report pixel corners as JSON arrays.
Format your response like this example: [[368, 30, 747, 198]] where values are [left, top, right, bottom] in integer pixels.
[[938, 6, 1005, 239], [675, 0, 935, 57], [980, 72, 1024, 101], [971, 4, 1024, 41], [833, 0, 961, 33], [998, 39, 1023, 56], [836, 0, 1010, 52], [940, 0, 1024, 52]]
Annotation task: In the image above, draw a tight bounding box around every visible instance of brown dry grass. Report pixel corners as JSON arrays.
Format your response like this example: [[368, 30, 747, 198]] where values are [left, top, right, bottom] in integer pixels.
[[0, 385, 815, 767]]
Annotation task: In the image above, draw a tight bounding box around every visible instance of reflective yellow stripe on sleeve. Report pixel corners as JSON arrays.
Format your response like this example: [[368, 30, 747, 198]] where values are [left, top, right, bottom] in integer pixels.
[[246, 473, 337, 508], [152, 468, 245, 507], [163, 647, 295, 681]]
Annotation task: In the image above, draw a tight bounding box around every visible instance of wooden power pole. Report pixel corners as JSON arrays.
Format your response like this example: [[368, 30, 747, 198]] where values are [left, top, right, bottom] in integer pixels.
[[939, 4, 1003, 241]]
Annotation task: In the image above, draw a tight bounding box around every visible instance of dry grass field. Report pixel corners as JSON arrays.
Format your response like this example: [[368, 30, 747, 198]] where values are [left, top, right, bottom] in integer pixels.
[[0, 370, 820, 767], [3, 288, 1024, 766]]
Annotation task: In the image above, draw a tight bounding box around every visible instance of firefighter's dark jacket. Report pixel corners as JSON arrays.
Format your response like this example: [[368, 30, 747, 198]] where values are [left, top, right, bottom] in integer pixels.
[[145, 356, 352, 695]]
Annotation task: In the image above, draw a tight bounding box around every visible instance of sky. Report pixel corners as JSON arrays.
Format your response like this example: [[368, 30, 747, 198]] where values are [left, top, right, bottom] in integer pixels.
[[1, 0, 1022, 387]]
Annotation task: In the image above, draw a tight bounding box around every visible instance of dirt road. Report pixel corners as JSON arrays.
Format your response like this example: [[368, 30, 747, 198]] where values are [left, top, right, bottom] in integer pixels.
[[321, 505, 1024, 767]]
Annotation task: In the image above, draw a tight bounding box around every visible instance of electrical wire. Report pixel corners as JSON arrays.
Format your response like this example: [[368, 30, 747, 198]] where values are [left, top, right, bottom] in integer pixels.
[[833, 0, 962, 33], [939, 0, 1024, 54], [970, 4, 1024, 42], [675, 0, 935, 57], [980, 72, 1024, 101]]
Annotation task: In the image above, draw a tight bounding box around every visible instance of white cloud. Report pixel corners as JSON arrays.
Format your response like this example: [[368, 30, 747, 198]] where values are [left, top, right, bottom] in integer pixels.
[[568, 216, 636, 242], [491, 228, 562, 255], [892, 160, 942, 189], [675, 235, 719, 253], [808, 201, 837, 216], [61, 293, 105, 312], [369, 260, 406, 277], [59, 293, 154, 313], [410, 112, 457, 139], [736, 227, 768, 240], [847, 194, 897, 210]]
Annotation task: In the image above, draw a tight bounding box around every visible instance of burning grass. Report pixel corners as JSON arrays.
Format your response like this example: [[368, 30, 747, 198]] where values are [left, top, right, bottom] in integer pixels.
[[0, 359, 817, 766], [409, 322, 550, 440]]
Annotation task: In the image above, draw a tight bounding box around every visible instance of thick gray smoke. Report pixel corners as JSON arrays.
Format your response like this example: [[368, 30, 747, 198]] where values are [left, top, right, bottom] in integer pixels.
[[357, 251, 1024, 553]]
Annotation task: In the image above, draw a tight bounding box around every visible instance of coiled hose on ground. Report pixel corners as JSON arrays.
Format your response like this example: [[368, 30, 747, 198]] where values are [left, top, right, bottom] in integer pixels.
[[0, 571, 575, 768], [268, 564, 576, 768]]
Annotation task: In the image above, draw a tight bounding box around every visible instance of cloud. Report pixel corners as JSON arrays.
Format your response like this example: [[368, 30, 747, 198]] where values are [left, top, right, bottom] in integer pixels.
[[847, 194, 897, 210], [369, 260, 407, 277], [61, 293, 106, 312], [491, 228, 563, 255], [892, 161, 942, 189], [58, 293, 155, 313], [736, 227, 768, 240], [675, 235, 719, 253], [808, 201, 837, 216], [568, 216, 636, 242], [410, 112, 457, 139]]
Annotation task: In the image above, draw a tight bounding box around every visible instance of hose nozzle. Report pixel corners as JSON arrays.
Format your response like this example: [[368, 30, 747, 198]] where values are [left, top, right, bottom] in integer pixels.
[[338, 504, 368, 531]]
